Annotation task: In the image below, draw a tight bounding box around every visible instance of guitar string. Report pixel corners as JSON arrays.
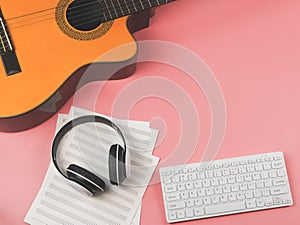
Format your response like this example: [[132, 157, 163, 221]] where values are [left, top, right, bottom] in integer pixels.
[[5, 0, 160, 30], [6, 6, 99, 27], [6, 0, 165, 23], [0, 8, 135, 48], [6, 0, 101, 23], [5, 0, 100, 21], [0, 0, 170, 48]]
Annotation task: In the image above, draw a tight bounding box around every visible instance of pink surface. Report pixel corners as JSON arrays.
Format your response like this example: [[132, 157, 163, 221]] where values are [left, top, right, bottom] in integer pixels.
[[1, 0, 300, 224]]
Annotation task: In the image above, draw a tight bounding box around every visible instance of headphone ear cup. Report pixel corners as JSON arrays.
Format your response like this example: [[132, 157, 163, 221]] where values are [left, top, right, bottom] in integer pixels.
[[67, 164, 105, 195], [109, 144, 127, 185]]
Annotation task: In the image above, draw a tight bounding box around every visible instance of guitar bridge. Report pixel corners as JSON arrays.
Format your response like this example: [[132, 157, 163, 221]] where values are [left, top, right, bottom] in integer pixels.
[[0, 8, 21, 76]]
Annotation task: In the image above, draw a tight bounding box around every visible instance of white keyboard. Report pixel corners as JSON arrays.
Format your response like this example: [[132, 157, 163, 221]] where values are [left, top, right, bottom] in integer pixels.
[[160, 152, 293, 223]]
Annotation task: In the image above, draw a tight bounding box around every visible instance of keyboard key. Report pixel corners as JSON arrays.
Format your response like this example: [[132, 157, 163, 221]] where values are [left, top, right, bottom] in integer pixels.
[[220, 177, 227, 185], [257, 158, 264, 163], [265, 180, 272, 187], [187, 199, 194, 207], [194, 180, 202, 189], [239, 183, 248, 191], [223, 185, 231, 193], [198, 189, 206, 197], [262, 189, 270, 197], [228, 193, 237, 201], [180, 174, 188, 182], [240, 160, 247, 165], [254, 190, 262, 198], [245, 191, 254, 199], [282, 198, 292, 204], [206, 187, 214, 196], [212, 195, 220, 204], [203, 180, 210, 187], [213, 169, 222, 177], [203, 197, 211, 205], [205, 201, 246, 215], [222, 168, 230, 176], [253, 172, 260, 180], [223, 162, 230, 167], [166, 193, 180, 201], [256, 180, 264, 188], [186, 182, 194, 190], [182, 168, 188, 173], [274, 199, 281, 205], [178, 183, 185, 191], [214, 186, 223, 194], [177, 210, 185, 219], [270, 186, 289, 195], [181, 191, 189, 199], [230, 167, 239, 175], [273, 178, 286, 186], [246, 199, 256, 209], [189, 172, 197, 181], [244, 174, 252, 182], [236, 174, 244, 183], [186, 209, 194, 217], [231, 161, 238, 166], [211, 178, 219, 186], [272, 161, 284, 169], [165, 184, 177, 192], [168, 201, 186, 210], [195, 198, 203, 206], [168, 211, 177, 221], [239, 166, 247, 173], [247, 164, 255, 172], [231, 184, 239, 192], [257, 198, 264, 207], [228, 176, 236, 184], [277, 169, 285, 177], [162, 170, 170, 176], [197, 171, 205, 179], [263, 162, 271, 170], [164, 178, 171, 184], [248, 182, 256, 190], [255, 163, 263, 171], [214, 164, 221, 169], [269, 170, 277, 178], [264, 197, 273, 206], [237, 192, 245, 200], [189, 190, 197, 198], [194, 207, 205, 216], [265, 156, 273, 161], [220, 194, 228, 202], [261, 171, 269, 179], [248, 158, 256, 164], [205, 170, 214, 178]]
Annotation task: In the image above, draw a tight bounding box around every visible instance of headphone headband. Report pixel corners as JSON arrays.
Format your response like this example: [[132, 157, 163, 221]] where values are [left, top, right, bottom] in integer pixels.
[[52, 115, 127, 179]]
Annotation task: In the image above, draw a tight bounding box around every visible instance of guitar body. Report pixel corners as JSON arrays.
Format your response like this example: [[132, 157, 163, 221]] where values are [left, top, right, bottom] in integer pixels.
[[0, 0, 152, 132]]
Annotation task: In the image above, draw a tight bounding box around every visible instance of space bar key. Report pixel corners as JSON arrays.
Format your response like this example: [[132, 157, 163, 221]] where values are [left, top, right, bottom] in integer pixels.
[[205, 201, 246, 215]]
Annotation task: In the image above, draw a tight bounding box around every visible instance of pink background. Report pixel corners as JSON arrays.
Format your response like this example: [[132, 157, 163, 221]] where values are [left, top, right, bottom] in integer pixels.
[[1, 0, 300, 224]]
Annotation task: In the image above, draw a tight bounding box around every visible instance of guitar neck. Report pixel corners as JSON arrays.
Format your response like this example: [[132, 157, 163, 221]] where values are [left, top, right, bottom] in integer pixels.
[[102, 0, 176, 22]]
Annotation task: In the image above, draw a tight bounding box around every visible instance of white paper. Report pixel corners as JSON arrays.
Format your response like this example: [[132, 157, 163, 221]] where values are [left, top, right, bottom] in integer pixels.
[[69, 107, 159, 153], [24, 109, 159, 225]]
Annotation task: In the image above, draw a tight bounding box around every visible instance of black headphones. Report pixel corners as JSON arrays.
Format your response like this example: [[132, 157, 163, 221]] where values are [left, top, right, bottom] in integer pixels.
[[52, 115, 130, 196]]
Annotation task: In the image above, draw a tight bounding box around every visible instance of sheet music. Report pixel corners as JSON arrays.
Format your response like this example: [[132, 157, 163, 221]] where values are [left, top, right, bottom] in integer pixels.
[[69, 107, 158, 153], [24, 108, 159, 225]]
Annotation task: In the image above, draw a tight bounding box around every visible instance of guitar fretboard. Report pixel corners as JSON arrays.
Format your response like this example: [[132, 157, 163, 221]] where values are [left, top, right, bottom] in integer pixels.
[[102, 0, 175, 22]]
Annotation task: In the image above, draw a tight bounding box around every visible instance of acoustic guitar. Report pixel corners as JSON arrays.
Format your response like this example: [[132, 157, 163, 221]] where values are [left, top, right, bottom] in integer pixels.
[[0, 0, 175, 132]]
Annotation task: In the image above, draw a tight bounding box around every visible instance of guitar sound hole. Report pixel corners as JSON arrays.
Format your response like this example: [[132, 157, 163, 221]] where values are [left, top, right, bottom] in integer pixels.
[[66, 0, 103, 31]]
